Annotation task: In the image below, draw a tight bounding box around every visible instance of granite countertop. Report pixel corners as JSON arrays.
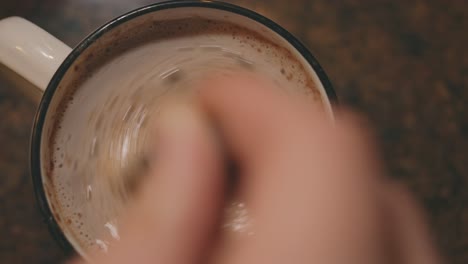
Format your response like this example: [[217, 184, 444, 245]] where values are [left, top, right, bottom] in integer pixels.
[[0, 1, 466, 263]]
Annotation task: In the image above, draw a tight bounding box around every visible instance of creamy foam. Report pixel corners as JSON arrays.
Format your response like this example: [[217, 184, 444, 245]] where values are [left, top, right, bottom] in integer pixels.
[[46, 16, 327, 255]]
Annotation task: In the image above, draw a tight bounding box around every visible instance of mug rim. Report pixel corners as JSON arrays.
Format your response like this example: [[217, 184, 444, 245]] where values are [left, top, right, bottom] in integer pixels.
[[31, 0, 337, 254]]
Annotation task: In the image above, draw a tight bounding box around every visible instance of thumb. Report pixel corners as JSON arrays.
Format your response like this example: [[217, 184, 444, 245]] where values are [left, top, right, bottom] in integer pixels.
[[93, 102, 225, 264]]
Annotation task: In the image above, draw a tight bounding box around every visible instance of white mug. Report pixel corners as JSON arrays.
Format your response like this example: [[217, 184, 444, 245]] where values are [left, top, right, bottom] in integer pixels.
[[0, 0, 336, 258]]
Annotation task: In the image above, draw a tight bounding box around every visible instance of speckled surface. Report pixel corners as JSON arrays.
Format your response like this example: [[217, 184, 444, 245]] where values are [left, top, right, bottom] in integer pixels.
[[0, 0, 467, 263]]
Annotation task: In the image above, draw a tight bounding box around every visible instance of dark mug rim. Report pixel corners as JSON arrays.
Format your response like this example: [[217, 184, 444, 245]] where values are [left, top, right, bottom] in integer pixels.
[[31, 0, 337, 255]]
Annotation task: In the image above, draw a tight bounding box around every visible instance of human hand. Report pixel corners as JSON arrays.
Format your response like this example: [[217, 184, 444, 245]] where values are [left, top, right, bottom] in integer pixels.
[[73, 74, 441, 264]]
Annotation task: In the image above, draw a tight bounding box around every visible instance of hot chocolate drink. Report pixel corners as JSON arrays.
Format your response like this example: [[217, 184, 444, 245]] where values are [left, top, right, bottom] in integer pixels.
[[42, 8, 331, 257]]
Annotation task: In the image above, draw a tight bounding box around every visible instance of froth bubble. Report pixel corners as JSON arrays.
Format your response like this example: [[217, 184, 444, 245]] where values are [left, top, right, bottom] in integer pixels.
[[122, 105, 135, 122], [200, 44, 222, 52], [90, 137, 99, 157], [221, 48, 241, 56], [237, 57, 254, 68], [104, 221, 120, 240], [95, 239, 109, 252], [159, 67, 180, 80], [223, 201, 253, 234], [86, 185, 93, 201]]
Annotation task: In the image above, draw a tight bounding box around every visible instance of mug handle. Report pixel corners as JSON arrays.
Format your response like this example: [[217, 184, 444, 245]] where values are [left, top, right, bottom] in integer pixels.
[[0, 17, 72, 91]]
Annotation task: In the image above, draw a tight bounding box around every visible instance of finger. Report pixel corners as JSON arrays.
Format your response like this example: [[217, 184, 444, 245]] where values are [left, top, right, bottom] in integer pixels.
[[197, 72, 329, 166], [381, 182, 443, 264], [198, 74, 384, 263], [90, 103, 225, 264], [234, 115, 384, 264]]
